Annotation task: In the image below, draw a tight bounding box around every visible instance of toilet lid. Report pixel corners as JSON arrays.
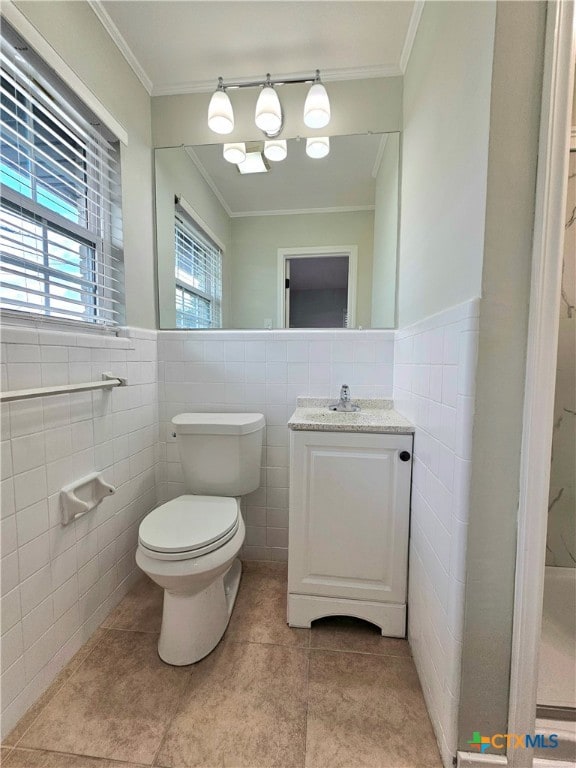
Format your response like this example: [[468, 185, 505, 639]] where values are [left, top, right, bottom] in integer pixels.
[[138, 495, 239, 554]]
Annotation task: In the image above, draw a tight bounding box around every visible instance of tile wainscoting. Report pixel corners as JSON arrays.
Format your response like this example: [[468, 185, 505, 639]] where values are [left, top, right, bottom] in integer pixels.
[[1, 315, 477, 764], [393, 298, 479, 767], [157, 329, 395, 562], [0, 325, 159, 738]]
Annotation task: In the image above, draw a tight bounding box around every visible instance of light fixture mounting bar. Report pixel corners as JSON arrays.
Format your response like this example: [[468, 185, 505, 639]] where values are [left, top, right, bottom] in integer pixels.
[[219, 70, 321, 90]]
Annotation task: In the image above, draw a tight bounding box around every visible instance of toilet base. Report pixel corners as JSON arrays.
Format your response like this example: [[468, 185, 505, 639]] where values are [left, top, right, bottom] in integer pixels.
[[158, 558, 242, 665]]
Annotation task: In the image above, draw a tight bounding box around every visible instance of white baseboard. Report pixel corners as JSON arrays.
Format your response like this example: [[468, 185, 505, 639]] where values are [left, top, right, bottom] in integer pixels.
[[457, 752, 507, 767]]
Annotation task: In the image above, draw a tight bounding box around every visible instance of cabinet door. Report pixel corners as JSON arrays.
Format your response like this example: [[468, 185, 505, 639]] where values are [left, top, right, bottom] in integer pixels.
[[288, 430, 412, 604]]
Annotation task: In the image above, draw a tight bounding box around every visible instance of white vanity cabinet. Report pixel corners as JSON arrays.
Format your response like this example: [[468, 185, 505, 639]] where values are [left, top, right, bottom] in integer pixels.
[[287, 429, 413, 636]]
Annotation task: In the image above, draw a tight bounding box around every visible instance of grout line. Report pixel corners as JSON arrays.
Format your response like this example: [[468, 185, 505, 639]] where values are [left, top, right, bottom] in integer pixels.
[[102, 625, 161, 635], [7, 628, 113, 750], [225, 635, 411, 659], [149, 667, 195, 767], [309, 645, 413, 659], [302, 639, 311, 768], [7, 745, 151, 767]]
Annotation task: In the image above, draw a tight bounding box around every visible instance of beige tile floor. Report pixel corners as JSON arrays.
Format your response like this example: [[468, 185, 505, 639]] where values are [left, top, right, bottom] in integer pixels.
[[2, 562, 442, 768]]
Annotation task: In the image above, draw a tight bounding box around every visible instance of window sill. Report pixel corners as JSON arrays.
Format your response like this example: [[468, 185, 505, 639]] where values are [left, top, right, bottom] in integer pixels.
[[0, 309, 119, 337]]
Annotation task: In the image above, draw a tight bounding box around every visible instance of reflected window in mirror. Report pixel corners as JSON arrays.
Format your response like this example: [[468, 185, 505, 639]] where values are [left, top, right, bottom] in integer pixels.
[[174, 204, 222, 329]]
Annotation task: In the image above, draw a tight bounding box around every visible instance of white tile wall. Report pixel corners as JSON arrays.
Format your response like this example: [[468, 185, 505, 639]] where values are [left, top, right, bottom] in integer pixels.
[[0, 316, 475, 752], [393, 299, 479, 768], [157, 329, 395, 562], [0, 324, 159, 738]]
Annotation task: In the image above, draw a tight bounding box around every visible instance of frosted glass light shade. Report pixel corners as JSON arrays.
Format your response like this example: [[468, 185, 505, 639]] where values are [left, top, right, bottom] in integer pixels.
[[306, 136, 330, 159], [304, 82, 330, 129], [208, 89, 234, 134], [255, 86, 282, 135], [264, 139, 287, 162], [223, 142, 246, 164]]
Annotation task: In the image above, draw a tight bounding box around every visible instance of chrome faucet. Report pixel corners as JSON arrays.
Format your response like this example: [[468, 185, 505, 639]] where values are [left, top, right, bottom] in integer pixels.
[[329, 384, 360, 412]]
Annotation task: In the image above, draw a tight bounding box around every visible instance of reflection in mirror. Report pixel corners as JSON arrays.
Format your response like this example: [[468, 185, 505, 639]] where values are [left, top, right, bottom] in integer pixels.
[[155, 133, 399, 329]]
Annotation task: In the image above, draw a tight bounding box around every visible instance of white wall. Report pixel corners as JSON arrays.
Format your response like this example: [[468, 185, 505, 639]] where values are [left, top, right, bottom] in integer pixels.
[[394, 299, 479, 766], [398, 1, 495, 328], [0, 325, 159, 738], [229, 212, 375, 329], [11, 0, 156, 330], [459, 1, 547, 747], [371, 133, 399, 328], [396, 3, 496, 765], [158, 329, 395, 561]]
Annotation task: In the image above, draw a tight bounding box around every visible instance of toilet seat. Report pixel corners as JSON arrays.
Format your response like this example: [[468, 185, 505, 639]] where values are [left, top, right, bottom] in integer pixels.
[[138, 495, 240, 562]]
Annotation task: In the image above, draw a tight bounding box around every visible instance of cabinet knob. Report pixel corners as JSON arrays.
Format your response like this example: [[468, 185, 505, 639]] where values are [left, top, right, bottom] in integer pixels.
[[399, 451, 411, 462]]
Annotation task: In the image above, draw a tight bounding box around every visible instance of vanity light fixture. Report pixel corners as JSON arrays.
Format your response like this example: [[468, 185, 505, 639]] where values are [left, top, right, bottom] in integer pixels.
[[223, 142, 246, 164], [207, 78, 234, 135], [264, 139, 287, 162], [303, 73, 331, 129], [207, 70, 330, 139], [306, 136, 330, 159], [255, 78, 283, 137]]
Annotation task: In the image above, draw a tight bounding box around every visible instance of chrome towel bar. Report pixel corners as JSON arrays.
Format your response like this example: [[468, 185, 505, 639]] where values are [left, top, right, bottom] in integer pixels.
[[0, 373, 127, 403]]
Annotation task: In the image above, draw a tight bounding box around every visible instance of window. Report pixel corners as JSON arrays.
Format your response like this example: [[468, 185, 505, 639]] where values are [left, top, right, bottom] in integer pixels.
[[0, 23, 123, 325], [174, 204, 222, 329]]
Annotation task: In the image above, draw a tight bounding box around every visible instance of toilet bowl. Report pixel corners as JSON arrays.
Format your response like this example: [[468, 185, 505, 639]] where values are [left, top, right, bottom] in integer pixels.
[[136, 413, 264, 665]]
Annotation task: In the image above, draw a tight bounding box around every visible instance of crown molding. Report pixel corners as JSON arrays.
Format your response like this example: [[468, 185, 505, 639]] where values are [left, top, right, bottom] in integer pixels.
[[183, 147, 233, 217], [88, 0, 153, 95], [399, 0, 425, 74], [152, 65, 403, 97], [183, 147, 374, 218], [229, 205, 375, 219]]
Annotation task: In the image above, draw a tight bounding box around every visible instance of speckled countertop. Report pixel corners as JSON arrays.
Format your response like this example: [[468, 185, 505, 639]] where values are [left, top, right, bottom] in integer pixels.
[[288, 398, 414, 434]]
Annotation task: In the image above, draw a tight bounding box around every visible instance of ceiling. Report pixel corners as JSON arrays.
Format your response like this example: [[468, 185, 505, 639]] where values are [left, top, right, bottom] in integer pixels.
[[94, 1, 421, 96], [183, 132, 389, 216]]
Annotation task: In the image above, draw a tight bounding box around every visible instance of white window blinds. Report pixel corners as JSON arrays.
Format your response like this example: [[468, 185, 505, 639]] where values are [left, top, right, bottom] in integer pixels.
[[175, 202, 222, 329], [0, 23, 124, 326]]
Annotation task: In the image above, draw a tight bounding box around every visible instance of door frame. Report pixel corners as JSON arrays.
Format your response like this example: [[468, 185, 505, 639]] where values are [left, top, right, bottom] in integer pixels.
[[276, 245, 358, 329], [506, 2, 574, 767]]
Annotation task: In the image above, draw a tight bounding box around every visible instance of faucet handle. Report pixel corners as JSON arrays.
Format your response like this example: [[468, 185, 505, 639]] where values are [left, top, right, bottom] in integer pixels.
[[340, 384, 350, 401]]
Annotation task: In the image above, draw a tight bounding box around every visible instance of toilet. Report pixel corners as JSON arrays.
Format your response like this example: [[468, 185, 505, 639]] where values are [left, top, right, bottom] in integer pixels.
[[136, 412, 265, 665]]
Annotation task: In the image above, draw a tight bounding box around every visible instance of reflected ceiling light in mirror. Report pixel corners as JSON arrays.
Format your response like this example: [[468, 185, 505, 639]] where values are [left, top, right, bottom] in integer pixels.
[[255, 81, 283, 137], [223, 142, 246, 164], [207, 78, 234, 134], [264, 139, 287, 162], [306, 136, 330, 159], [237, 151, 269, 174], [304, 72, 331, 129]]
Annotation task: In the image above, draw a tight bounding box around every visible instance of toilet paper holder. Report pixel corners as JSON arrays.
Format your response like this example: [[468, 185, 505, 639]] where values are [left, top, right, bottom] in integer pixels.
[[60, 471, 116, 526]]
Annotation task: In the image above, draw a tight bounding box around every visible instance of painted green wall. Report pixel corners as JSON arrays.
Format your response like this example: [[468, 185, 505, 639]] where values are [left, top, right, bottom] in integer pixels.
[[229, 211, 375, 329], [459, 0, 546, 748], [371, 133, 399, 328], [398, 1, 495, 327], [13, 0, 157, 329]]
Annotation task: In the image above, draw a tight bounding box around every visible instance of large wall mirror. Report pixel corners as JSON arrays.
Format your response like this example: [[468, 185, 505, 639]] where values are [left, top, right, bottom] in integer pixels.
[[155, 132, 399, 329]]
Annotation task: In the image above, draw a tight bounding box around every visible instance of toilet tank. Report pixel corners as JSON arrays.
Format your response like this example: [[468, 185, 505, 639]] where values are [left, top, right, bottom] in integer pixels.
[[172, 413, 265, 497]]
